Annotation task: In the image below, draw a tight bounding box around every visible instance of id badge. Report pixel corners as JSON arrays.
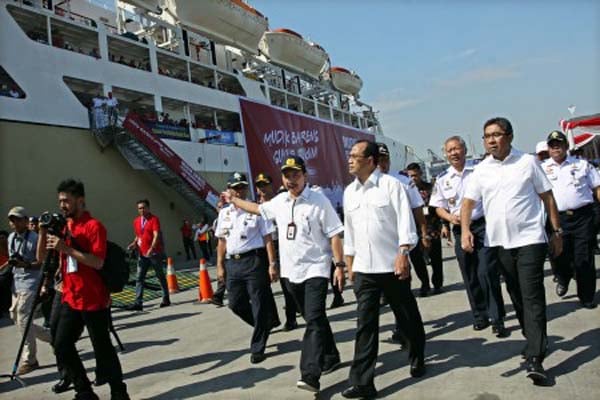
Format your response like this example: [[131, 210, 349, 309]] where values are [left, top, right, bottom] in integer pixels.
[[286, 223, 297, 240], [67, 255, 78, 273], [423, 206, 429, 216]]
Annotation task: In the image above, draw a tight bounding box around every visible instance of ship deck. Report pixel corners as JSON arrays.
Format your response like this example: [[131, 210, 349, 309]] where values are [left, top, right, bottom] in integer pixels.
[[0, 245, 598, 399]]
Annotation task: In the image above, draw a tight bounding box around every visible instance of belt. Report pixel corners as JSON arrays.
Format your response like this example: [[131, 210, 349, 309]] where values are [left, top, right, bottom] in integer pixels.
[[559, 203, 593, 216], [228, 248, 264, 260]]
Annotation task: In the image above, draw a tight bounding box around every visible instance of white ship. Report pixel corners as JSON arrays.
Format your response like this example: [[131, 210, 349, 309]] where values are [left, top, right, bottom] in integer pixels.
[[0, 0, 416, 251]]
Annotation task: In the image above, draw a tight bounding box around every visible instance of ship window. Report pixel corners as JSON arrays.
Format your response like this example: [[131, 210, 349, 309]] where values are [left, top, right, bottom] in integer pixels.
[[190, 63, 216, 88], [216, 72, 246, 96], [8, 4, 49, 45], [0, 66, 26, 99], [157, 51, 189, 82], [50, 17, 100, 59], [108, 36, 151, 71], [62, 77, 103, 109]]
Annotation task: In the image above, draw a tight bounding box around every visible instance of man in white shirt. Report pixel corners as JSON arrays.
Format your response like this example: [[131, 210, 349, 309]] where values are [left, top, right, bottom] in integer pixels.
[[221, 156, 345, 394], [541, 130, 600, 308], [429, 136, 506, 336], [215, 172, 278, 364], [461, 117, 563, 384], [341, 141, 425, 399]]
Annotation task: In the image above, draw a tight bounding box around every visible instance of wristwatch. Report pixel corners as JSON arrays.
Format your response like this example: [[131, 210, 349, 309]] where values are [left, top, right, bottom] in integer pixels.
[[398, 248, 410, 256], [334, 261, 346, 268], [553, 228, 563, 236]]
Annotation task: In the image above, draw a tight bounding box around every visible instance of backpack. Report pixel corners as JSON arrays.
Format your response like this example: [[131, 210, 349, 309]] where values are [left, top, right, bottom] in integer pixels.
[[98, 241, 130, 293]]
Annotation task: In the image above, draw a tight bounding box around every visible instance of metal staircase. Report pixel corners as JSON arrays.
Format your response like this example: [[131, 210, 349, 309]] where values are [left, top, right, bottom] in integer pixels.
[[91, 112, 218, 217]]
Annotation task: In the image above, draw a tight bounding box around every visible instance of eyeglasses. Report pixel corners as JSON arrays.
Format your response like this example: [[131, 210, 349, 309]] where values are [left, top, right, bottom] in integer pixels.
[[482, 132, 508, 140]]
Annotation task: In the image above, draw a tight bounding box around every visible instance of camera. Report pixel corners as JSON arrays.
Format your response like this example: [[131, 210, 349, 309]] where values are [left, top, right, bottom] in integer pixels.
[[8, 254, 24, 266], [39, 212, 67, 236]]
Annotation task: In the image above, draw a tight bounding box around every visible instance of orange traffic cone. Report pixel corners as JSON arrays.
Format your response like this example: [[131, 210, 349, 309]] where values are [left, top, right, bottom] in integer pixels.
[[166, 257, 179, 294], [198, 258, 214, 303]]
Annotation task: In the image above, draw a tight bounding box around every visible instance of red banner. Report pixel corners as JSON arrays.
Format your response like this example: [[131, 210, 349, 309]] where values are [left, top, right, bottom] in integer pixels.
[[240, 99, 374, 205], [123, 113, 220, 208]]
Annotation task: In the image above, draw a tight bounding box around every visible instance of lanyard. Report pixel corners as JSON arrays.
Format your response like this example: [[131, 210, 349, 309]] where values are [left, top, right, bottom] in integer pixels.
[[10, 230, 29, 257], [290, 199, 296, 223]]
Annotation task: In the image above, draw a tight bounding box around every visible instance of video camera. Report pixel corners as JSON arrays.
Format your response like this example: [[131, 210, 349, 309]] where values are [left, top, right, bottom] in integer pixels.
[[39, 212, 67, 237]]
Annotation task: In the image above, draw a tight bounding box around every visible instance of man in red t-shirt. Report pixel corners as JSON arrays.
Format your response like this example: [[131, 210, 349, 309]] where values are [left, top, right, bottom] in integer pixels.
[[43, 179, 129, 400], [180, 219, 197, 260], [126, 199, 170, 311]]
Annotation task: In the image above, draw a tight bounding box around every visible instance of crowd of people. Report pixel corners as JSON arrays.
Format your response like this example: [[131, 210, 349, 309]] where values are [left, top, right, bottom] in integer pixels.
[[2, 116, 599, 399]]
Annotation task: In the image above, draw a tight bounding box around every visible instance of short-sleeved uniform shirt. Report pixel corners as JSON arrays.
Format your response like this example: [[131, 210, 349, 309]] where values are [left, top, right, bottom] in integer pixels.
[[259, 185, 343, 283], [541, 156, 600, 211], [134, 213, 161, 256], [215, 204, 275, 256], [463, 148, 552, 249]]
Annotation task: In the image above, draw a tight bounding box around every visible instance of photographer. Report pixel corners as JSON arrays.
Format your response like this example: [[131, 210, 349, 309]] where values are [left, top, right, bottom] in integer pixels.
[[41, 179, 129, 400], [5, 206, 49, 375]]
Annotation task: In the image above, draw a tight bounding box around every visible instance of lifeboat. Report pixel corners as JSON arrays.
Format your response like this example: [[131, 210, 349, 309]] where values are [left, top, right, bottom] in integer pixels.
[[162, 0, 268, 55], [327, 67, 363, 96], [259, 28, 329, 79]]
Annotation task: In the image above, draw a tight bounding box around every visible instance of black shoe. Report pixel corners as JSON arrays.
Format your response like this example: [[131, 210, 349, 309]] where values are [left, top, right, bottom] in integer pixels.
[[555, 282, 568, 297], [410, 356, 426, 378], [270, 318, 281, 330], [390, 330, 407, 350], [73, 391, 100, 400], [322, 356, 341, 375], [419, 286, 430, 297], [124, 304, 143, 311], [210, 298, 224, 307], [473, 320, 490, 331], [526, 357, 547, 384], [250, 353, 267, 364], [283, 321, 298, 331], [580, 301, 597, 309], [159, 300, 171, 308], [341, 385, 378, 399], [297, 378, 320, 393], [492, 322, 509, 338], [330, 296, 345, 309], [52, 378, 72, 394]]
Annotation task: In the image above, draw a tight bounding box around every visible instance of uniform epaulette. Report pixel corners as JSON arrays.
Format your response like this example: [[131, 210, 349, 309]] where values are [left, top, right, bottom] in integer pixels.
[[398, 170, 408, 177]]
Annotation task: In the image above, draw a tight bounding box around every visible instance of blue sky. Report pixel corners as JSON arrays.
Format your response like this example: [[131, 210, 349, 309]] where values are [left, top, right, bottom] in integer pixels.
[[252, 0, 600, 158]]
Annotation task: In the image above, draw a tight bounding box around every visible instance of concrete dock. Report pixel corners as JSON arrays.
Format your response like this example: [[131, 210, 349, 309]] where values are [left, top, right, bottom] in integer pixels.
[[1, 245, 599, 399]]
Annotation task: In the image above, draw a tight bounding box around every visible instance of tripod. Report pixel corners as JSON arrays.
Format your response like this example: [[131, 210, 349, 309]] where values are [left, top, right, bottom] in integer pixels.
[[0, 249, 58, 386]]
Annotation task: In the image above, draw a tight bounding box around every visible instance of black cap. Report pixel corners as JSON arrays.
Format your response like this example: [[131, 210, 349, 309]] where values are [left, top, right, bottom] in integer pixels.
[[254, 173, 272, 185], [29, 216, 39, 223], [547, 130, 567, 144], [227, 172, 249, 188], [281, 156, 306, 172], [377, 142, 390, 157]]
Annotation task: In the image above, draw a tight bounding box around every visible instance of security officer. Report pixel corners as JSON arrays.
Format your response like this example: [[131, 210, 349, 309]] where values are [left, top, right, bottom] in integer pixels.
[[222, 156, 345, 394], [542, 130, 599, 309], [430, 136, 507, 336], [215, 172, 279, 364], [255, 172, 295, 330], [406, 162, 443, 295]]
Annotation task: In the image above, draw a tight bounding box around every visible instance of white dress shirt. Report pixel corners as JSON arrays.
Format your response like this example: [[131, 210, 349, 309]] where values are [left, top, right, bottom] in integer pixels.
[[429, 161, 484, 221], [388, 170, 424, 209], [463, 148, 552, 249], [259, 185, 344, 283], [344, 170, 418, 274], [215, 204, 275, 256], [541, 156, 600, 211]]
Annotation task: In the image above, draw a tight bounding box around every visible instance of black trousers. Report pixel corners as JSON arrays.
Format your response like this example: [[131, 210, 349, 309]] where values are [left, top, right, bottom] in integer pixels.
[[54, 302, 126, 396], [0, 272, 12, 315], [198, 241, 210, 262], [50, 292, 82, 383], [280, 277, 297, 325], [350, 272, 425, 388], [182, 237, 197, 260], [411, 238, 443, 289], [490, 243, 548, 359], [289, 277, 340, 383], [554, 206, 597, 303], [225, 250, 271, 355], [453, 218, 505, 324]]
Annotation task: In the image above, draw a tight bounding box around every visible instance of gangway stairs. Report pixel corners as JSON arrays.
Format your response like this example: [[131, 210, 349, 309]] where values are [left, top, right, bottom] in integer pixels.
[[91, 112, 219, 217]]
